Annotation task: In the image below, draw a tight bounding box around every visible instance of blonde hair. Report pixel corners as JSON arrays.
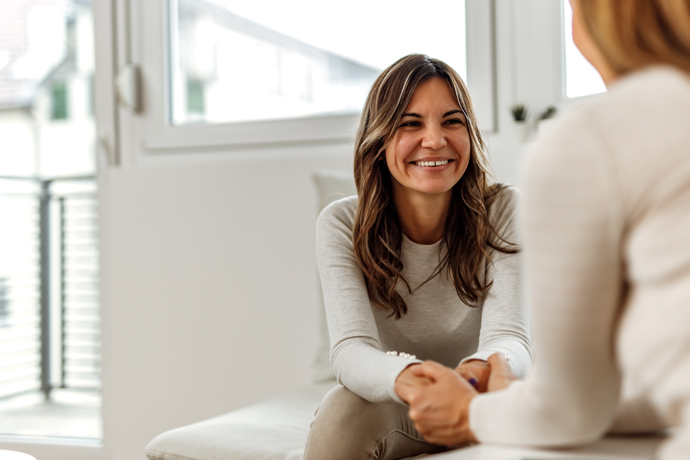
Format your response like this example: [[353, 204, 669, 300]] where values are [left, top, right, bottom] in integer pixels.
[[352, 54, 516, 319], [578, 0, 690, 74]]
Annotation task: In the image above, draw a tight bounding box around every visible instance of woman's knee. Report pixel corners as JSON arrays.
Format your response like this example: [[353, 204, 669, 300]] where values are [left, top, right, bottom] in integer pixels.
[[304, 385, 399, 460]]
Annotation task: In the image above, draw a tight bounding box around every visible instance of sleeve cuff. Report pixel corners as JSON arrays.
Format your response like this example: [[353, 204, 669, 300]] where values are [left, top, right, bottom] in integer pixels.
[[459, 350, 503, 366], [469, 380, 519, 442]]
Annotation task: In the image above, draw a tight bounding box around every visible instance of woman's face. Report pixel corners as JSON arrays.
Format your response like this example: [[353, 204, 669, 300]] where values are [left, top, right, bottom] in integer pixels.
[[385, 77, 471, 201]]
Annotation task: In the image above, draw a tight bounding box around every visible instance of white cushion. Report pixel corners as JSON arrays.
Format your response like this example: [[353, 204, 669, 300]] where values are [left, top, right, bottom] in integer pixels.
[[145, 383, 336, 460], [310, 170, 356, 383], [312, 169, 357, 212]]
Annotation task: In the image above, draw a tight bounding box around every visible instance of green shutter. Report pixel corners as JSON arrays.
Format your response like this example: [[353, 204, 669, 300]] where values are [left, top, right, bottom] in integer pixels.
[[51, 81, 69, 120], [186, 79, 205, 114]]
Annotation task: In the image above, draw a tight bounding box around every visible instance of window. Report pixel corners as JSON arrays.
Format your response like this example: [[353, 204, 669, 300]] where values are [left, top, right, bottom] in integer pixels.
[[129, 0, 493, 153], [562, 0, 605, 98], [169, 0, 467, 126]]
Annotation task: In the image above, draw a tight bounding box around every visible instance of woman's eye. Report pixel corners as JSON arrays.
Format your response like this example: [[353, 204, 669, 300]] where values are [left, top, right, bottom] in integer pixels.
[[444, 118, 464, 125], [399, 121, 420, 128]]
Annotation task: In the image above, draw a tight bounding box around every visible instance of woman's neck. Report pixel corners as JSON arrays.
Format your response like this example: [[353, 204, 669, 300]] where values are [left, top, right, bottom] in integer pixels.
[[393, 186, 451, 245]]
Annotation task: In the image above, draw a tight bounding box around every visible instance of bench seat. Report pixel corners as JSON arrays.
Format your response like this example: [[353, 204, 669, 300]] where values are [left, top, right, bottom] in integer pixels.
[[145, 383, 336, 460]]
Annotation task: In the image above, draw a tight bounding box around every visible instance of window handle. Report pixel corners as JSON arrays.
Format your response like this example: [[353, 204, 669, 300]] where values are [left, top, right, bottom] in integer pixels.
[[98, 135, 118, 167], [116, 63, 141, 114]]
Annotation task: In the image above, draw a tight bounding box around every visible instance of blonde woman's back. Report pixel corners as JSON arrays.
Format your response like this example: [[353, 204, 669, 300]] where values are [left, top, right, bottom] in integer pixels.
[[600, 66, 690, 446], [469, 65, 690, 459]]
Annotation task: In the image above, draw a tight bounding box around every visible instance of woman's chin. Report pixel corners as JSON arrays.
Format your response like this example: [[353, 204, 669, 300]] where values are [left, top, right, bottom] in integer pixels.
[[405, 185, 456, 198]]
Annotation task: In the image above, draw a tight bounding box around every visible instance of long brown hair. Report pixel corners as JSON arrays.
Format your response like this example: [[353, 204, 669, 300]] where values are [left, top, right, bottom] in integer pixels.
[[353, 54, 516, 320], [578, 0, 690, 74]]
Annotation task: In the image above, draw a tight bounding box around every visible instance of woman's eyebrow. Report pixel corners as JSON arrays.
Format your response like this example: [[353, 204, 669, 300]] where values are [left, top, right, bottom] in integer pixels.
[[400, 110, 464, 118]]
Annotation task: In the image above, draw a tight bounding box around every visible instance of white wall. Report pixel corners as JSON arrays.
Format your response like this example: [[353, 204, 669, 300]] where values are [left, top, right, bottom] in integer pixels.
[[99, 144, 353, 460], [0, 110, 37, 176]]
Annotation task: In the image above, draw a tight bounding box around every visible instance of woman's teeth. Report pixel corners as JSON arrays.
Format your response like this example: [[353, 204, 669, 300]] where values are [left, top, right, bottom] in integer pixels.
[[415, 160, 449, 167]]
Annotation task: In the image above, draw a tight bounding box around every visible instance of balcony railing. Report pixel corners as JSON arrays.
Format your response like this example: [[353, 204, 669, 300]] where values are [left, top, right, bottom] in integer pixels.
[[0, 175, 99, 400]]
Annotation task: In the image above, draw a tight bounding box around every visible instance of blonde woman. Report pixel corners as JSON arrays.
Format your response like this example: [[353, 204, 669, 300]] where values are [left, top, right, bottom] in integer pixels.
[[303, 54, 531, 459], [397, 1, 690, 459]]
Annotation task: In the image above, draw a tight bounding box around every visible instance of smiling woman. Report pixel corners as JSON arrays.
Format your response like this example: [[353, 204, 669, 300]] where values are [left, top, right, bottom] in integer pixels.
[[352, 55, 515, 318], [385, 78, 472, 237], [303, 54, 532, 460]]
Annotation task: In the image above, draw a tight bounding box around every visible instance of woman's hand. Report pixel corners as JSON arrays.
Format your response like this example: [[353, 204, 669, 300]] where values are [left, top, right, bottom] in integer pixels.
[[396, 360, 478, 447], [394, 364, 433, 403], [455, 359, 491, 393], [485, 353, 518, 392]]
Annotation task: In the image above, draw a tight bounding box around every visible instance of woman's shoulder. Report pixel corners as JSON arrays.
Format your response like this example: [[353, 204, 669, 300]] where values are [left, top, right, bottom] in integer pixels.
[[538, 67, 690, 147], [316, 195, 358, 234], [483, 184, 522, 243], [605, 65, 690, 107], [487, 184, 521, 220], [526, 66, 690, 188]]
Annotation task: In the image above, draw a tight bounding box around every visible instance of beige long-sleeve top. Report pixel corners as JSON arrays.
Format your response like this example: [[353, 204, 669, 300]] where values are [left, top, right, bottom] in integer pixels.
[[470, 66, 690, 459], [316, 188, 531, 404]]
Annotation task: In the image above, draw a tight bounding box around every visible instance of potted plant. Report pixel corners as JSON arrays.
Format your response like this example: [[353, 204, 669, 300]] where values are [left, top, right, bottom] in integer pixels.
[[536, 105, 558, 135], [510, 103, 530, 142]]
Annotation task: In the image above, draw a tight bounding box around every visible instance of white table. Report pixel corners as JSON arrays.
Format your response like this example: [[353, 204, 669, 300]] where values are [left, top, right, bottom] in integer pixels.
[[430, 435, 664, 460], [0, 451, 37, 460]]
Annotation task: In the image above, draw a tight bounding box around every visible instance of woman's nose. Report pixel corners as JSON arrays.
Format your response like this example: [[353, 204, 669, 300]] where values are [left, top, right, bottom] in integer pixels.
[[420, 126, 447, 150]]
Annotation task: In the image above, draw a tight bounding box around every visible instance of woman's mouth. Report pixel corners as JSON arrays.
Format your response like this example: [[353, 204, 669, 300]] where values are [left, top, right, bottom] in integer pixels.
[[412, 159, 452, 167]]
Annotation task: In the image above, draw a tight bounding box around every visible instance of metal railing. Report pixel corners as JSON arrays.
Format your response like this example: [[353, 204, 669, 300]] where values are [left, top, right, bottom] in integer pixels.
[[0, 175, 99, 400]]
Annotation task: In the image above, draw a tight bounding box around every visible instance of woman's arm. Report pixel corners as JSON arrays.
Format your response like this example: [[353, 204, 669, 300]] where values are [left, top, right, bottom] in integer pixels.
[[459, 187, 532, 379], [469, 108, 624, 446], [316, 197, 422, 403]]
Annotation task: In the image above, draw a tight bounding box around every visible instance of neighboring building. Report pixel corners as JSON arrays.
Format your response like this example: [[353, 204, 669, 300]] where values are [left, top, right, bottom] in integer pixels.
[[174, 0, 380, 124], [0, 0, 98, 401], [0, 0, 95, 178]]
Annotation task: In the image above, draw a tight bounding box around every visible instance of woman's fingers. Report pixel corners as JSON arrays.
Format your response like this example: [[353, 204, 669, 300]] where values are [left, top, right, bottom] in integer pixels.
[[410, 360, 451, 381], [414, 414, 475, 446], [487, 353, 509, 368], [394, 364, 434, 403], [418, 429, 466, 447], [486, 353, 518, 392], [396, 364, 429, 385], [403, 362, 479, 446], [456, 360, 491, 391], [455, 368, 479, 387]]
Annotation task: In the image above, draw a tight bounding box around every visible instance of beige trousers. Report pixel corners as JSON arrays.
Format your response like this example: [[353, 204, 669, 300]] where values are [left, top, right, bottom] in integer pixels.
[[303, 385, 451, 460]]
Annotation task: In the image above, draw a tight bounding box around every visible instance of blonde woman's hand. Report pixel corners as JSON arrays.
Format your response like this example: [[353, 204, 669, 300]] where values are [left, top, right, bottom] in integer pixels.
[[455, 359, 491, 393], [397, 360, 479, 447]]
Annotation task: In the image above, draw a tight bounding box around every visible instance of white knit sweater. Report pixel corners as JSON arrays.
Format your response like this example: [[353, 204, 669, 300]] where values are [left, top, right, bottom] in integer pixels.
[[470, 66, 690, 460]]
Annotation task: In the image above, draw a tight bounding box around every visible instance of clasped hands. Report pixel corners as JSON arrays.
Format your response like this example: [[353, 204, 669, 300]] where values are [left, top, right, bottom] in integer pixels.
[[393, 353, 517, 447]]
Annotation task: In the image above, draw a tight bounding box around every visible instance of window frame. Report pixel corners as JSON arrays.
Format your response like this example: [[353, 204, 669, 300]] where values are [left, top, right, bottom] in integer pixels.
[[124, 0, 498, 154]]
